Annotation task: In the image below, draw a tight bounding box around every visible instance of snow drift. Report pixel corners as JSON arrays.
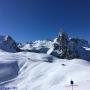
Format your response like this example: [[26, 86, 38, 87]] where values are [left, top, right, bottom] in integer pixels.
[[0, 51, 90, 90], [0, 61, 19, 84]]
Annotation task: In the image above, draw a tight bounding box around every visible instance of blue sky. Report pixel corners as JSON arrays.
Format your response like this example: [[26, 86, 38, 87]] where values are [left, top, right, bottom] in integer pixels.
[[0, 0, 90, 42]]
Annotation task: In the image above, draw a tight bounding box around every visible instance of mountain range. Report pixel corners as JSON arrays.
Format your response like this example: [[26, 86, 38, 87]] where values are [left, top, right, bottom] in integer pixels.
[[0, 32, 90, 90]]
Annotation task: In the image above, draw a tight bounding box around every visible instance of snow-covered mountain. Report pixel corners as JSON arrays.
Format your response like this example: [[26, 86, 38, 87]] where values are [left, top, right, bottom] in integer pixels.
[[0, 32, 90, 90], [47, 32, 90, 60], [18, 40, 53, 53], [19, 32, 90, 60], [0, 35, 20, 52]]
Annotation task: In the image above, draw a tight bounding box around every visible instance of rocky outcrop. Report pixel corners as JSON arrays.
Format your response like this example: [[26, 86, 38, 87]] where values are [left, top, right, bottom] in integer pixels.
[[47, 31, 90, 60]]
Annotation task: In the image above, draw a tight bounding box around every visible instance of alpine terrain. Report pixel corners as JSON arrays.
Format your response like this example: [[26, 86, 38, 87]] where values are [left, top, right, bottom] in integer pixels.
[[0, 32, 90, 90]]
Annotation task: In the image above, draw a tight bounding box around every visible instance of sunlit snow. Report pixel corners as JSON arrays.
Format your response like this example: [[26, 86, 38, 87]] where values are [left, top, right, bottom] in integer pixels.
[[0, 50, 90, 90]]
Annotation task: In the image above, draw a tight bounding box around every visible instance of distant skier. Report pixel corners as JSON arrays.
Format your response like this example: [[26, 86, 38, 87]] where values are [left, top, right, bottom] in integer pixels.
[[65, 80, 78, 90], [70, 80, 74, 85], [70, 80, 74, 90]]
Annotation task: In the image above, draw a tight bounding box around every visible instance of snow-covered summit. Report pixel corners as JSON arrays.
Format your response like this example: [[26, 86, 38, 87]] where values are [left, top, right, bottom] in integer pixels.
[[0, 35, 20, 52], [18, 32, 90, 60], [48, 32, 90, 60], [19, 40, 53, 53], [1, 32, 89, 60]]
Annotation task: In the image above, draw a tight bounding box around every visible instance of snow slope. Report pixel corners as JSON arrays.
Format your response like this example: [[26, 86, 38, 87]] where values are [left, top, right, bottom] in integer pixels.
[[0, 32, 90, 90], [0, 50, 90, 90]]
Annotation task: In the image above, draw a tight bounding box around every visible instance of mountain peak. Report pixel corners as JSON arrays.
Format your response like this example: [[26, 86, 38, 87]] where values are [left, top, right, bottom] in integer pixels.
[[0, 35, 20, 52], [47, 32, 90, 60], [0, 32, 90, 60]]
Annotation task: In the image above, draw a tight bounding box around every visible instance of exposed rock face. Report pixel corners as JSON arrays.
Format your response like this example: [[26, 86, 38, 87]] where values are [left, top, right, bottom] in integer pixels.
[[0, 35, 21, 52], [57, 31, 69, 46], [47, 32, 90, 60]]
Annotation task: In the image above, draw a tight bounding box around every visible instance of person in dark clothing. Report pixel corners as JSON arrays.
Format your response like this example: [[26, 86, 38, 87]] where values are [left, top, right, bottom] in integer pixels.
[[70, 80, 74, 85], [70, 80, 74, 90]]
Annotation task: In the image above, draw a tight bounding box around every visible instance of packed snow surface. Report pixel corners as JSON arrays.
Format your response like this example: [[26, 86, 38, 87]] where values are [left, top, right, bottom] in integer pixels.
[[0, 49, 90, 90]]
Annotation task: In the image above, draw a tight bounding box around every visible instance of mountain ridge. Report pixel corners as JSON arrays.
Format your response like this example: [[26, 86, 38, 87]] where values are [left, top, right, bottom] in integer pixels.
[[0, 32, 90, 60], [0, 32, 90, 90], [18, 32, 90, 60]]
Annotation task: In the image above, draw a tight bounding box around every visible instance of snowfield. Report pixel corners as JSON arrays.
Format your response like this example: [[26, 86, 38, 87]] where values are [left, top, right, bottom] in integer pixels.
[[0, 33, 90, 90], [0, 50, 90, 90]]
